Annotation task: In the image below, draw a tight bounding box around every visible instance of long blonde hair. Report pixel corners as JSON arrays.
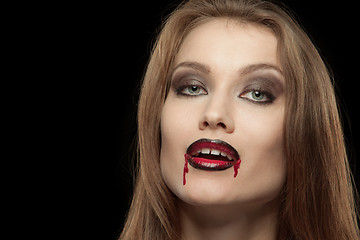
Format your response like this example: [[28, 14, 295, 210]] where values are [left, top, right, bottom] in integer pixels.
[[120, 0, 359, 239]]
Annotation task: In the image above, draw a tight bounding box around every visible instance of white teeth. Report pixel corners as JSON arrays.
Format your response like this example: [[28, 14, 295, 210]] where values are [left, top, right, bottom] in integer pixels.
[[195, 148, 234, 161], [201, 162, 218, 168], [201, 148, 210, 154], [210, 149, 220, 155]]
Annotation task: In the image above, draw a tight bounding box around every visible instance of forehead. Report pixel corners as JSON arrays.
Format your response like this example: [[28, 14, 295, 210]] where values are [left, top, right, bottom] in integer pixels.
[[175, 19, 280, 72]]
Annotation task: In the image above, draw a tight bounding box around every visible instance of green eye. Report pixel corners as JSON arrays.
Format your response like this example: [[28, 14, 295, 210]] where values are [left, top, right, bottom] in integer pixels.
[[251, 90, 264, 101], [189, 85, 200, 94], [176, 84, 207, 96], [239, 89, 275, 104]]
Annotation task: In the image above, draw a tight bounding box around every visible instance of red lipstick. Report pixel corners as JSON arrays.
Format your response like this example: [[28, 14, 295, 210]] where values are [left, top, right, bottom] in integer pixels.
[[183, 139, 241, 185]]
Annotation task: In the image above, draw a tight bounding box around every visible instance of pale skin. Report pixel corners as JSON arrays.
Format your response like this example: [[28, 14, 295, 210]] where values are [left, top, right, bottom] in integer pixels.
[[160, 19, 286, 240]]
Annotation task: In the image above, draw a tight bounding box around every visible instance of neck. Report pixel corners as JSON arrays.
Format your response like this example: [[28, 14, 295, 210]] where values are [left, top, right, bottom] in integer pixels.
[[179, 200, 280, 240]]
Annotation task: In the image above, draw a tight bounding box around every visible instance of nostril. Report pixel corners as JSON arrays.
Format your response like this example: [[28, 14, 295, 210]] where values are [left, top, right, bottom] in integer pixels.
[[201, 121, 227, 129], [199, 117, 234, 133]]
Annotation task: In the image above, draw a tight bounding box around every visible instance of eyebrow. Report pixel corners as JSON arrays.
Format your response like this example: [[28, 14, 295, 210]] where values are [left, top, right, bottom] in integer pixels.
[[172, 61, 211, 75], [172, 61, 283, 77], [240, 63, 283, 76]]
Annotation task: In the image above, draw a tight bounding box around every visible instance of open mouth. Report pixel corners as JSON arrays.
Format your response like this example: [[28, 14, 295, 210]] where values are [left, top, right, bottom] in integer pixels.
[[185, 138, 240, 171]]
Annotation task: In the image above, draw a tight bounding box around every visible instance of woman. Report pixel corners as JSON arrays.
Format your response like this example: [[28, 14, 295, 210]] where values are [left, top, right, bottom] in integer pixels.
[[120, 0, 359, 239]]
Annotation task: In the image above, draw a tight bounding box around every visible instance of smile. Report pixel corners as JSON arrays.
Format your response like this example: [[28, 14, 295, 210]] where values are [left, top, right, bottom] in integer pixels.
[[186, 138, 240, 171]]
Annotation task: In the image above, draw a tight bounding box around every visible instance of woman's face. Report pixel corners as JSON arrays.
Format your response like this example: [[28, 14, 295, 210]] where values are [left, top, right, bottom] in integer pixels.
[[160, 19, 286, 208]]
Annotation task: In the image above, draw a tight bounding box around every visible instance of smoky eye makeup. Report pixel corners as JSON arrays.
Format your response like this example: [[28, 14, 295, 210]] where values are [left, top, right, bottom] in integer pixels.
[[238, 75, 284, 105], [169, 66, 285, 102], [171, 70, 208, 97]]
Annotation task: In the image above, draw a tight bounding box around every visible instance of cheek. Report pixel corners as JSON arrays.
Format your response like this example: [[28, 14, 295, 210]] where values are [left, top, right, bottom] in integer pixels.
[[159, 98, 196, 194], [240, 107, 284, 153], [235, 106, 286, 200]]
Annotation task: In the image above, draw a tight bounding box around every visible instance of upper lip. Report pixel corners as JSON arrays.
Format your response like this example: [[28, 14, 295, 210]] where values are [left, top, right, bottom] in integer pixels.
[[186, 138, 240, 161]]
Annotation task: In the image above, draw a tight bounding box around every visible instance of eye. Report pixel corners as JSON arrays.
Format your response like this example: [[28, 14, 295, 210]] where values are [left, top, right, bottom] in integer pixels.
[[239, 89, 274, 104], [176, 84, 207, 96]]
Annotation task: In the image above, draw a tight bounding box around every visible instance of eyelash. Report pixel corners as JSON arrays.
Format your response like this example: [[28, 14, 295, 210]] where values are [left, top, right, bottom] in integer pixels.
[[175, 84, 275, 105]]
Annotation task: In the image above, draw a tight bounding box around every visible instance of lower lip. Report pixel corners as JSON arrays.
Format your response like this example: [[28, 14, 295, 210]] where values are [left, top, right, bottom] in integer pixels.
[[188, 157, 234, 170], [183, 154, 241, 185]]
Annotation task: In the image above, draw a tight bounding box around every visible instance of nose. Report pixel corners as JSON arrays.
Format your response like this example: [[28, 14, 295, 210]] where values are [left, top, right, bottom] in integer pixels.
[[198, 96, 235, 133]]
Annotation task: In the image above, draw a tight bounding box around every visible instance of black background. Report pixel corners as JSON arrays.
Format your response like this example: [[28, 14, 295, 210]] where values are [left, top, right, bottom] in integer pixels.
[[62, 1, 359, 239]]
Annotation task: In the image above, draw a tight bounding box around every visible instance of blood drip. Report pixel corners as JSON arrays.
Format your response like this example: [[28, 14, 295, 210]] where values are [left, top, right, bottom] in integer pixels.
[[183, 154, 190, 185], [233, 159, 241, 178]]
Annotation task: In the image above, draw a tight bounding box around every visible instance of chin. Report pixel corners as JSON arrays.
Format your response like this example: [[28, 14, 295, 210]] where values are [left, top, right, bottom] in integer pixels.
[[175, 170, 242, 206], [167, 167, 285, 210]]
